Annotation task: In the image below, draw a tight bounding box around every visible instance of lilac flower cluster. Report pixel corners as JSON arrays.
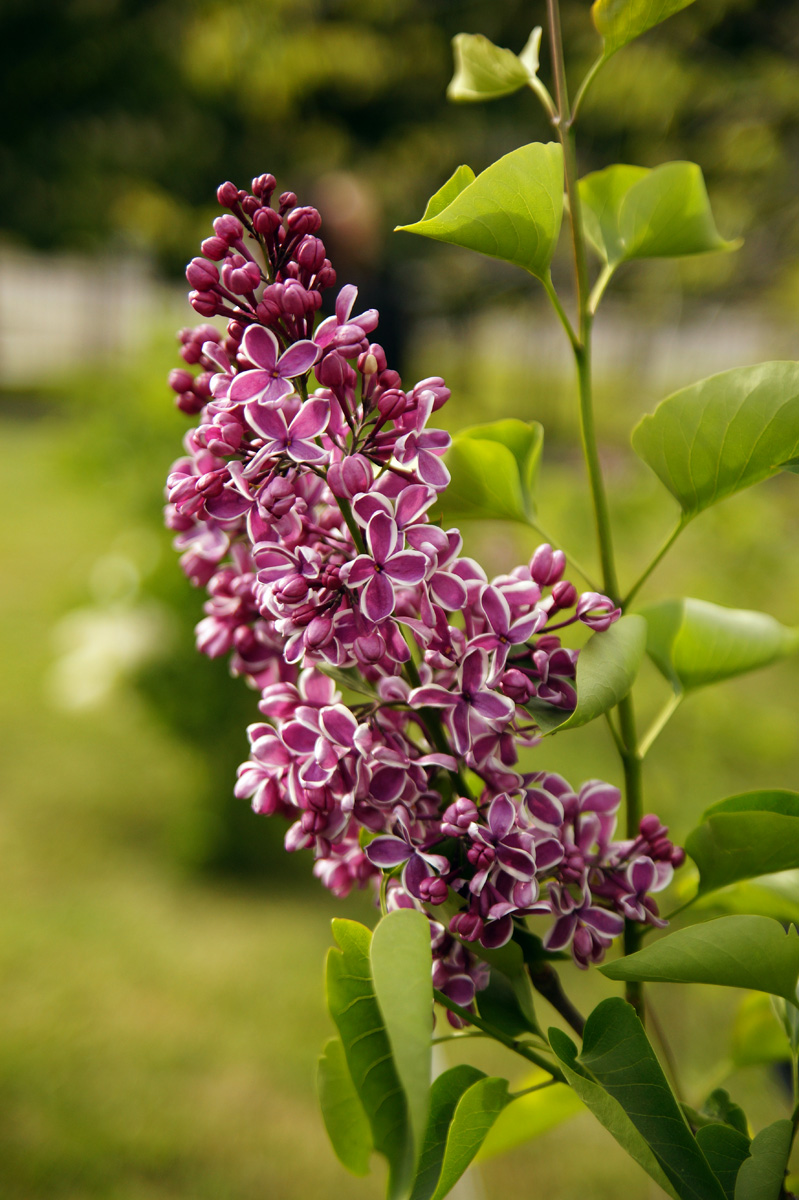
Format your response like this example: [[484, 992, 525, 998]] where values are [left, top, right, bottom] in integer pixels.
[[165, 175, 683, 1016]]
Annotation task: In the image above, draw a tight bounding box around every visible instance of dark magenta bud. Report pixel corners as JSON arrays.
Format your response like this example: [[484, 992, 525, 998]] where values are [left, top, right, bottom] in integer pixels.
[[316, 261, 336, 289], [530, 543, 566, 587], [213, 214, 243, 243], [296, 235, 326, 273], [175, 391, 204, 415], [190, 290, 220, 317], [377, 388, 407, 420], [450, 910, 483, 943], [287, 206, 322, 236], [252, 174, 276, 200], [253, 207, 281, 238], [241, 195, 261, 217], [186, 257, 219, 289], [168, 368, 194, 394], [200, 235, 228, 261], [418, 877, 448, 905], [550, 580, 578, 610], [217, 181, 240, 208], [278, 191, 297, 214]]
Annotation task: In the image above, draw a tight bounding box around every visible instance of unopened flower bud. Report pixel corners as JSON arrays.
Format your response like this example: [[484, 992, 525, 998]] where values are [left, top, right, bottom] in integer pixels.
[[168, 368, 194, 394], [253, 207, 281, 238], [287, 206, 322, 235], [530, 543, 566, 586], [327, 454, 373, 499], [418, 876, 448, 905], [441, 797, 479, 837], [450, 910, 483, 943], [278, 191, 297, 214], [550, 580, 578, 610], [241, 195, 261, 217], [176, 390, 204, 415], [252, 174, 276, 200], [213, 214, 243, 243], [576, 592, 621, 631], [190, 290, 220, 317], [296, 235, 326, 273], [186, 257, 219, 290], [377, 388, 407, 420], [201, 236, 228, 261], [216, 181, 241, 208]]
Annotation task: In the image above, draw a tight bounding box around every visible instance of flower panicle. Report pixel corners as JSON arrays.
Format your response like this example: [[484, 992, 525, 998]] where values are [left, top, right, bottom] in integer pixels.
[[164, 174, 683, 1018]]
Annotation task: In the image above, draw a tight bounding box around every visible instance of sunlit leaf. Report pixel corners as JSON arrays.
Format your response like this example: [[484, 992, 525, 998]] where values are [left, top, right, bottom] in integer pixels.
[[641, 599, 799, 694], [317, 1037, 373, 1176], [325, 919, 412, 1198], [477, 1069, 582, 1159], [409, 1065, 485, 1200], [370, 909, 433, 1158], [580, 162, 736, 267], [631, 362, 799, 520], [686, 791, 799, 895], [600, 916, 799, 1005], [396, 143, 564, 279], [696, 1124, 751, 1200], [691, 871, 799, 926], [429, 1076, 510, 1200], [592, 0, 697, 56], [447, 29, 541, 102], [436, 419, 543, 524], [550, 998, 725, 1200], [734, 1120, 792, 1200], [529, 614, 647, 734]]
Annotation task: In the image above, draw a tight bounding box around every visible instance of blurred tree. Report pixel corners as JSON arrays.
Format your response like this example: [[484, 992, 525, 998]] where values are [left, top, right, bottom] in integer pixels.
[[3, 0, 799, 302]]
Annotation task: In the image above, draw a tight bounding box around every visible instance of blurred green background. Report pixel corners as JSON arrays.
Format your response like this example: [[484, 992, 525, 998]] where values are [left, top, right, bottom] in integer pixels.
[[3, 1, 799, 1197]]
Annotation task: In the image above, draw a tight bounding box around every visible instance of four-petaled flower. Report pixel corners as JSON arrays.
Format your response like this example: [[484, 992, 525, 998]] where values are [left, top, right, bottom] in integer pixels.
[[243, 398, 331, 473], [409, 648, 515, 753], [340, 512, 428, 622], [229, 325, 319, 405]]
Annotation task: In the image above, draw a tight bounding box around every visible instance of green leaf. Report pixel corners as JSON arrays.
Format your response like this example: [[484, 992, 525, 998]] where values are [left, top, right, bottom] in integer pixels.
[[477, 1070, 582, 1159], [600, 916, 799, 1005], [631, 362, 799, 520], [641, 599, 799, 694], [696, 1125, 751, 1200], [693, 871, 799, 926], [396, 142, 564, 280], [370, 909, 433, 1160], [409, 1065, 485, 1200], [325, 919, 412, 1198], [580, 162, 736, 267], [731, 994, 791, 1069], [447, 29, 541, 102], [317, 1037, 373, 1176], [699, 1089, 749, 1138], [429, 1076, 510, 1200], [686, 791, 799, 895], [592, 0, 697, 56], [550, 998, 727, 1200], [417, 165, 476, 222], [734, 1120, 793, 1200], [528, 614, 647, 734], [476, 967, 538, 1038], [436, 419, 543, 525]]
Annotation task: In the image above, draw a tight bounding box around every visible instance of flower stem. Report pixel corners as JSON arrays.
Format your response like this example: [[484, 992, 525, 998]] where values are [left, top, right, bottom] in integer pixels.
[[434, 989, 567, 1083], [622, 519, 687, 608]]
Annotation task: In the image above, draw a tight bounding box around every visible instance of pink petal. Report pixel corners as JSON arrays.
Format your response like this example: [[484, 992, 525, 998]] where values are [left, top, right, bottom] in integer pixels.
[[278, 339, 320, 377], [289, 398, 330, 439], [385, 550, 428, 585], [417, 449, 451, 489], [367, 836, 412, 868], [366, 511, 398, 564], [340, 556, 375, 587], [241, 325, 279, 371], [361, 572, 395, 622], [245, 403, 289, 440], [480, 586, 511, 635], [461, 650, 487, 696], [335, 283, 358, 325], [488, 794, 516, 840], [395, 485, 435, 526], [408, 685, 457, 709], [429, 572, 467, 611], [472, 690, 515, 723]]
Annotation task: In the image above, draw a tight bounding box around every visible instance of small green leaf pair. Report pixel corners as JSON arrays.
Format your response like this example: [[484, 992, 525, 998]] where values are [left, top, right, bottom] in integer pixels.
[[319, 910, 511, 1200]]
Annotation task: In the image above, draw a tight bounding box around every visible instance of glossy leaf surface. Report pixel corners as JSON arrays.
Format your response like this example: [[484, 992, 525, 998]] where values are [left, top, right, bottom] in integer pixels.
[[600, 916, 799, 1004], [550, 998, 725, 1200], [686, 791, 799, 895], [641, 599, 799, 694], [448, 29, 541, 102], [580, 162, 735, 266], [695, 1125, 751, 1200], [409, 1065, 485, 1200], [429, 1076, 510, 1200], [325, 919, 411, 1197], [397, 143, 564, 279], [437, 419, 543, 524], [592, 0, 697, 55], [529, 614, 647, 734], [370, 909, 433, 1157], [734, 1120, 792, 1200], [317, 1037, 373, 1176], [632, 362, 799, 519]]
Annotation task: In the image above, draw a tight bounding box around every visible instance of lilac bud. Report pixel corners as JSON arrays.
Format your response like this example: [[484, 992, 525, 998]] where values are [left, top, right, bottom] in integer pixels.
[[261, 475, 296, 518], [252, 174, 276, 200], [530, 543, 566, 587], [305, 615, 333, 649], [213, 214, 243, 243], [193, 371, 213, 400], [287, 206, 322, 236], [498, 668, 536, 704], [296, 235, 326, 273], [168, 368, 194, 394], [327, 454, 373, 499], [377, 388, 407, 420], [550, 580, 578, 610], [315, 350, 349, 389], [278, 191, 297, 214], [190, 290, 220, 317], [186, 257, 220, 290], [282, 281, 312, 317], [441, 797, 479, 837], [222, 256, 262, 294], [241, 195, 261, 217], [413, 376, 450, 411], [216, 181, 240, 208], [639, 813, 665, 839], [176, 391, 204, 415], [253, 206, 281, 238], [576, 592, 621, 631], [671, 846, 686, 868], [316, 262, 336, 289], [450, 910, 483, 943], [201, 235, 228, 261], [418, 876, 448, 905], [379, 368, 401, 390]]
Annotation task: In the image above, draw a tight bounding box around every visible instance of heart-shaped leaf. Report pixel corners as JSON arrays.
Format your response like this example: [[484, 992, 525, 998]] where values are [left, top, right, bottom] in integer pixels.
[[436, 418, 543, 524], [734, 1120, 793, 1200], [448, 28, 542, 102], [631, 362, 799, 520], [600, 916, 799, 1005], [592, 0, 697, 56], [409, 1065, 485, 1200], [428, 1076, 510, 1200], [581, 162, 737, 267], [550, 998, 725, 1200], [396, 143, 564, 279], [528, 614, 647, 734], [477, 1069, 582, 1159], [325, 919, 412, 1198], [370, 909, 433, 1159], [641, 599, 799, 694], [317, 1037, 373, 1176], [686, 791, 799, 895], [696, 1125, 751, 1200]]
